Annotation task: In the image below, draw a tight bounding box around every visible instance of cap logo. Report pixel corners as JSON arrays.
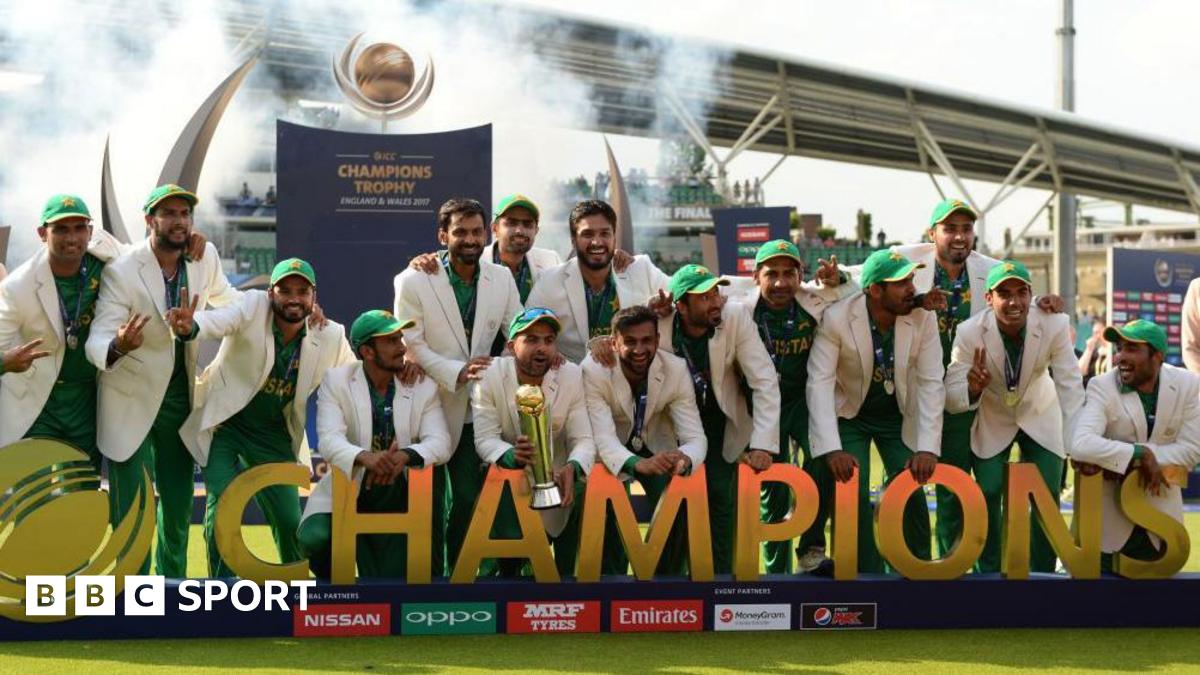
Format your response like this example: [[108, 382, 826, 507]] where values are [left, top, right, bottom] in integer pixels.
[[380, 310, 394, 317], [695, 266, 709, 275], [889, 252, 904, 262], [289, 260, 302, 269], [777, 242, 789, 250], [61, 197, 76, 208], [1003, 262, 1016, 272]]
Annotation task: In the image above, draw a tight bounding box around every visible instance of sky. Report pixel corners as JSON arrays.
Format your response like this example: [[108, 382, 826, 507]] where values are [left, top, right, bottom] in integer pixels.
[[1, 0, 1198, 261], [502, 0, 1200, 248]]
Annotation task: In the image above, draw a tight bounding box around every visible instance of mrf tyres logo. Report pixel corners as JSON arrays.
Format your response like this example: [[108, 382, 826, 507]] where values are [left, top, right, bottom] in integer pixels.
[[714, 604, 790, 631], [800, 603, 877, 630], [611, 600, 703, 633], [506, 601, 600, 633], [400, 602, 496, 635]]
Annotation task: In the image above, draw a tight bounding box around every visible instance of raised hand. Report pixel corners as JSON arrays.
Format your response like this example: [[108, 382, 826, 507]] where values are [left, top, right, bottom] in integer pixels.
[[612, 249, 634, 273], [307, 301, 328, 329], [2, 338, 51, 373], [114, 313, 152, 353], [967, 347, 991, 401], [922, 288, 948, 312], [647, 288, 674, 318], [826, 450, 858, 483], [457, 356, 492, 384], [906, 451, 938, 484], [409, 252, 440, 275], [815, 255, 840, 286], [166, 294, 201, 337], [187, 232, 208, 261]]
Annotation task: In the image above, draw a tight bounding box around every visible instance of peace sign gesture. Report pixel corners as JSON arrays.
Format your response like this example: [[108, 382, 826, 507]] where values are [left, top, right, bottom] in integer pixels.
[[114, 313, 152, 353], [815, 255, 841, 286], [967, 347, 991, 402], [166, 294, 201, 337], [2, 338, 51, 374]]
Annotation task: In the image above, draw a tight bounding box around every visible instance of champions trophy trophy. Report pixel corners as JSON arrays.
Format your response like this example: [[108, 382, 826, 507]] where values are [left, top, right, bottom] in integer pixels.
[[515, 384, 562, 510]]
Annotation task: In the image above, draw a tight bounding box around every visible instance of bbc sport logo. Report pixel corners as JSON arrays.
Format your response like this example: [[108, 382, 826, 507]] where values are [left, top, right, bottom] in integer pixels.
[[24, 575, 315, 617]]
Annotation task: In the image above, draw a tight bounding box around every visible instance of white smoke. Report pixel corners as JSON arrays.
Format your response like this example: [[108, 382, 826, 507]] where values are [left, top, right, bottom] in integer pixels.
[[0, 0, 731, 265]]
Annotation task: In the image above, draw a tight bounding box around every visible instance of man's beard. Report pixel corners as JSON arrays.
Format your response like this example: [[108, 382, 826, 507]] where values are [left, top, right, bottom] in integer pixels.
[[373, 351, 405, 374], [451, 245, 481, 265], [155, 229, 189, 252], [271, 300, 309, 324], [503, 235, 532, 255], [576, 244, 613, 271], [518, 355, 551, 378]]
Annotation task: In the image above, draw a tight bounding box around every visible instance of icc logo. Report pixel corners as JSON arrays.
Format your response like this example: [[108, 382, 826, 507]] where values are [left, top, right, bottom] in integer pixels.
[[333, 32, 435, 122], [0, 439, 154, 622]]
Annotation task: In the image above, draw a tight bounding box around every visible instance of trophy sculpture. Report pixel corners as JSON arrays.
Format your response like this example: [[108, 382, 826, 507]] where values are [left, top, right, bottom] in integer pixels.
[[515, 384, 562, 510]]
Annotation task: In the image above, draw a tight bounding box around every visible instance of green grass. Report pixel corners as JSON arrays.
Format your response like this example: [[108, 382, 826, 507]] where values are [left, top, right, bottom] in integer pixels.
[[2, 629, 1199, 673]]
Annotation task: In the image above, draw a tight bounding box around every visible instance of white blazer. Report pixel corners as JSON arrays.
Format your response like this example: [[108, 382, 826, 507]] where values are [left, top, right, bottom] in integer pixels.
[[656, 301, 781, 461], [300, 362, 452, 523], [807, 293, 945, 458], [178, 290, 355, 467], [582, 351, 706, 479], [0, 231, 123, 446], [525, 255, 670, 363], [721, 275, 859, 323], [393, 260, 523, 450], [1071, 367, 1200, 552], [470, 357, 595, 537], [482, 242, 562, 282], [84, 239, 240, 461], [945, 309, 1084, 459]]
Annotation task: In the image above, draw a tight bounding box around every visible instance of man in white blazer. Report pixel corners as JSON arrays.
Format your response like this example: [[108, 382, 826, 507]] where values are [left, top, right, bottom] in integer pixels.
[[471, 307, 595, 577], [847, 199, 1063, 558], [85, 184, 241, 577], [721, 240, 857, 575], [807, 248, 944, 574], [393, 198, 524, 575], [298, 310, 452, 579], [653, 264, 780, 575], [169, 258, 355, 577], [583, 304, 706, 575], [945, 260, 1084, 573], [1071, 320, 1200, 573], [525, 199, 670, 363], [0, 195, 123, 471]]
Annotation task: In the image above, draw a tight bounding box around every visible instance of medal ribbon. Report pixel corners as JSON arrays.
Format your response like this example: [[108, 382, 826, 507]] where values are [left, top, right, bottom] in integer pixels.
[[934, 264, 967, 329], [372, 378, 396, 451], [56, 258, 88, 348], [674, 314, 710, 408], [757, 300, 798, 374], [867, 310, 895, 392]]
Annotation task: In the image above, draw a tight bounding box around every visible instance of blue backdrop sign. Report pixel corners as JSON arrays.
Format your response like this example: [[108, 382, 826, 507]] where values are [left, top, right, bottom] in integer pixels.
[[710, 206, 792, 276], [275, 120, 492, 324], [1107, 247, 1199, 367]]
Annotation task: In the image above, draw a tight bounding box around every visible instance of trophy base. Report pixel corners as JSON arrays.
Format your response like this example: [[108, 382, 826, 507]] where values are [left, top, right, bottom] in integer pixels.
[[530, 483, 563, 510]]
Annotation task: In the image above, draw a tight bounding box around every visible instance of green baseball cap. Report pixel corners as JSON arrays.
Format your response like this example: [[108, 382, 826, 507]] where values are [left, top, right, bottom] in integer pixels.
[[493, 193, 540, 222], [351, 309, 415, 352], [755, 239, 802, 267], [985, 260, 1032, 291], [508, 307, 562, 339], [270, 258, 316, 287], [929, 198, 978, 226], [668, 264, 730, 302], [41, 194, 92, 225], [859, 249, 925, 288], [1104, 319, 1167, 355], [144, 183, 199, 214]]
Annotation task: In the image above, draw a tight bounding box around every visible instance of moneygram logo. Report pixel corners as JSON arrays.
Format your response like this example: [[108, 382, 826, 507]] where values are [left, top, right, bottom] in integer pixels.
[[294, 603, 391, 637], [713, 604, 791, 631], [506, 601, 600, 634], [0, 439, 155, 623], [611, 600, 703, 633], [800, 603, 878, 630], [401, 602, 496, 635]]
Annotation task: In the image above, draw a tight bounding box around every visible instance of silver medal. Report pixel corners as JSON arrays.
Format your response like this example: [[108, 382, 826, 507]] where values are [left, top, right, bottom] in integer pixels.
[[631, 436, 645, 452], [66, 334, 78, 350], [884, 380, 895, 395]]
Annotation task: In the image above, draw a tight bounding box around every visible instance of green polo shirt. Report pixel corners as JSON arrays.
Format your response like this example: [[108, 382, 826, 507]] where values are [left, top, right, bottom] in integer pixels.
[[440, 251, 478, 345], [26, 254, 105, 444], [220, 323, 304, 458], [585, 273, 620, 339], [859, 308, 900, 419], [934, 263, 973, 367], [754, 298, 816, 404], [1121, 377, 1160, 457]]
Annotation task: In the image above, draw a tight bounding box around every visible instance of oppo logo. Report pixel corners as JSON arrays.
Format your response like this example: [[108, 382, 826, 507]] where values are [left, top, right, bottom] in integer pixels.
[[405, 609, 492, 626]]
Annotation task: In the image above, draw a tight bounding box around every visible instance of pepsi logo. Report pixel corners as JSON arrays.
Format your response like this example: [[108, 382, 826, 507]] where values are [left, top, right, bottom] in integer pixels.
[[813, 607, 832, 626]]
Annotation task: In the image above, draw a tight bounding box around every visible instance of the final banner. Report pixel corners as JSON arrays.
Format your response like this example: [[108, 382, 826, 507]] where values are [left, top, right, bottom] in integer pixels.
[[710, 206, 792, 276], [275, 120, 492, 324]]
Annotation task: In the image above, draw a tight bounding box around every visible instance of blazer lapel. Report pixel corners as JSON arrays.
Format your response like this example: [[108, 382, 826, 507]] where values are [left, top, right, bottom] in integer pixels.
[[708, 315, 728, 396], [982, 312, 1006, 383], [614, 260, 637, 309], [1151, 367, 1181, 442], [137, 243, 168, 316], [428, 271, 469, 356], [894, 313, 914, 405], [1017, 311, 1043, 395], [349, 365, 374, 450], [644, 355, 665, 421], [391, 378, 415, 446], [615, 363, 636, 425], [470, 264, 496, 355], [34, 255, 64, 339], [564, 261, 590, 345], [502, 359, 522, 436], [848, 296, 874, 396], [1118, 388, 1149, 443], [293, 325, 321, 419]]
